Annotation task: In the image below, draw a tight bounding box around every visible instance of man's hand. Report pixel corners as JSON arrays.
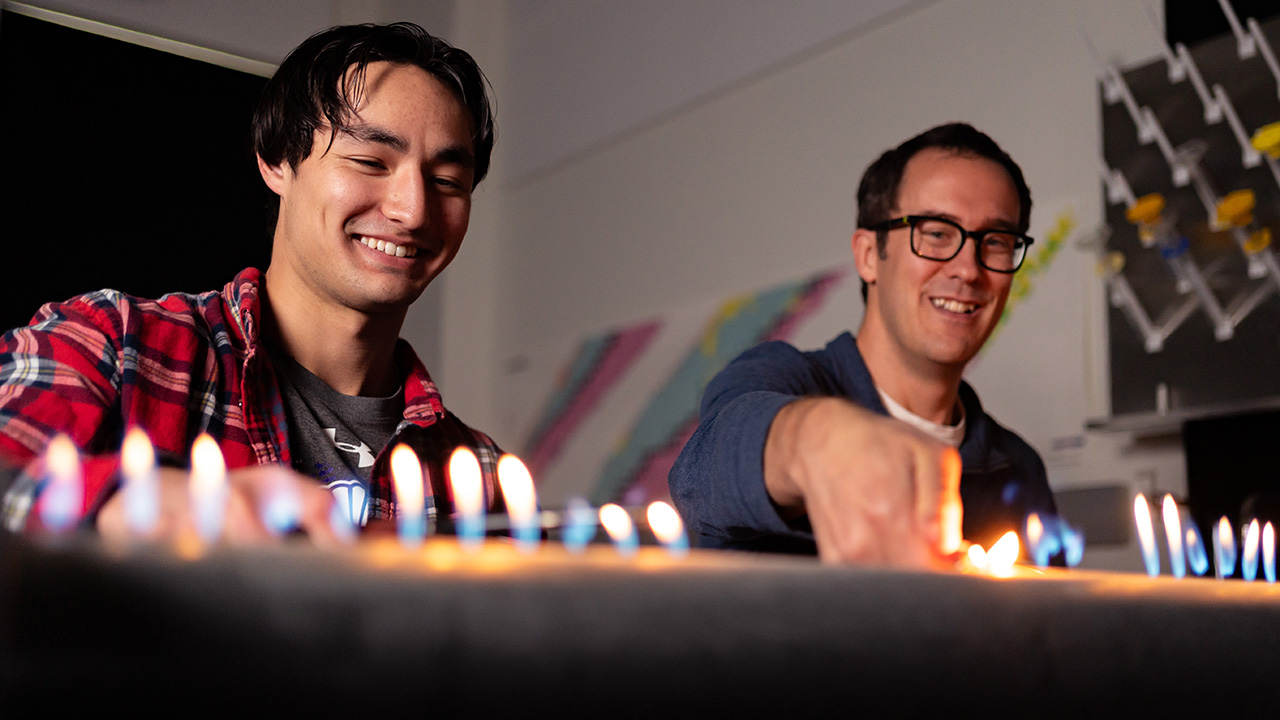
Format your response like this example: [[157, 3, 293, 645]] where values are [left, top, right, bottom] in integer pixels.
[[764, 397, 962, 568], [97, 465, 343, 547]]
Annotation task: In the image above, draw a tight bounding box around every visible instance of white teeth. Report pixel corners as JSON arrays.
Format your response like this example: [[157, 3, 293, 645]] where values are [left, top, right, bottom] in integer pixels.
[[357, 236, 417, 258], [932, 297, 977, 314]]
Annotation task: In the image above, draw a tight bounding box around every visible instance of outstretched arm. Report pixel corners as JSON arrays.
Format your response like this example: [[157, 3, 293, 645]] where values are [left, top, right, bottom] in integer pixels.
[[669, 341, 961, 567], [764, 397, 961, 567]]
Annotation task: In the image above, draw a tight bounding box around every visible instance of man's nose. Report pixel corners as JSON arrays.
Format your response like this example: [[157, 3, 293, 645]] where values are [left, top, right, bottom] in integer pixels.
[[382, 170, 428, 228], [946, 237, 984, 281]]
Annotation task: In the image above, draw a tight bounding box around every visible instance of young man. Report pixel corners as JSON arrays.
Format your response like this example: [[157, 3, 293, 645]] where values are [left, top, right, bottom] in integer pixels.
[[0, 23, 501, 542], [669, 123, 1056, 567]]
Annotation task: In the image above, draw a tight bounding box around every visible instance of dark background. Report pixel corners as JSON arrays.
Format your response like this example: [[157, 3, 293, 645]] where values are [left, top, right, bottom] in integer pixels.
[[1166, 0, 1280, 47], [0, 10, 273, 332]]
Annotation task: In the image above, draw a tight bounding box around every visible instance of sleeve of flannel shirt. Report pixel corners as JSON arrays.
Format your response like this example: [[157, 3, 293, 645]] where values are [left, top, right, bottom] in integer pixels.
[[0, 293, 128, 533]]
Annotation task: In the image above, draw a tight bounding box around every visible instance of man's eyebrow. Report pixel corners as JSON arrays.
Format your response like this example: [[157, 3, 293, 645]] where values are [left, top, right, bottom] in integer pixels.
[[336, 123, 474, 170], [915, 209, 1018, 231], [432, 145, 475, 171], [338, 123, 409, 152]]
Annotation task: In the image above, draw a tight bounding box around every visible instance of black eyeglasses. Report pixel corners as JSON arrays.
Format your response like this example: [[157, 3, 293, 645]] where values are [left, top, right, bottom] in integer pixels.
[[867, 215, 1034, 273]]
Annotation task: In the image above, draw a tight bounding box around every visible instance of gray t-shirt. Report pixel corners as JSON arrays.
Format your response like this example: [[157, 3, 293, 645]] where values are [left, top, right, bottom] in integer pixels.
[[271, 349, 403, 527]]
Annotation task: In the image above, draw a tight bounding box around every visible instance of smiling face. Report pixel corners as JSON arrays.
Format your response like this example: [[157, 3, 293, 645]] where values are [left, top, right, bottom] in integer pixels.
[[854, 148, 1020, 380], [259, 61, 475, 319]]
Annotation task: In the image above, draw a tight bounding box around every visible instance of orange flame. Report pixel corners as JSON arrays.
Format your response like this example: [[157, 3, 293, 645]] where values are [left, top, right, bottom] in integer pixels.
[[390, 444, 424, 517], [496, 454, 537, 526], [46, 434, 80, 486], [967, 543, 988, 569], [121, 427, 155, 481], [1026, 513, 1043, 549], [646, 501, 684, 545], [448, 447, 483, 518], [986, 531, 1021, 576], [190, 434, 226, 497], [599, 503, 635, 543]]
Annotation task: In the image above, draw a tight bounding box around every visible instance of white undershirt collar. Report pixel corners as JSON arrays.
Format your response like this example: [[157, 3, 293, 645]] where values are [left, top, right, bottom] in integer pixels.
[[877, 388, 966, 448]]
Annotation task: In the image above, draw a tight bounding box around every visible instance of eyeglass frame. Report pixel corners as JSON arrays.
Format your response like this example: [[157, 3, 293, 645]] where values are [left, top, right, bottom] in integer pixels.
[[865, 214, 1034, 273]]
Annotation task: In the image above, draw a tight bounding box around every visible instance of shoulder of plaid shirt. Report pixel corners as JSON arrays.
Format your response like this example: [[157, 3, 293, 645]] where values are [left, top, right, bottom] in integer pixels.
[[0, 267, 503, 533]]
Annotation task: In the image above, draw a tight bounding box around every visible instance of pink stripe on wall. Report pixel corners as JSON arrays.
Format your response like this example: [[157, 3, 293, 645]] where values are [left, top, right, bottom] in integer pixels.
[[527, 321, 660, 476]]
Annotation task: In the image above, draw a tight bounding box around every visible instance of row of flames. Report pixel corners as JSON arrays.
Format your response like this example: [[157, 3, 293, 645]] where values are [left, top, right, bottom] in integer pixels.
[[1133, 492, 1277, 581], [36, 429, 688, 557], [38, 428, 1095, 576]]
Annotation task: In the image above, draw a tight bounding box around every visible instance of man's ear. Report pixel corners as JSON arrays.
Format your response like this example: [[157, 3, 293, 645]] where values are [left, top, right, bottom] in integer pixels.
[[257, 154, 288, 196], [852, 228, 879, 287]]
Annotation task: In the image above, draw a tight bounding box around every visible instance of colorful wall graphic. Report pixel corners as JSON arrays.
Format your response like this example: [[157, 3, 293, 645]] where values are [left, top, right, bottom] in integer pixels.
[[516, 268, 848, 507], [986, 211, 1075, 345], [523, 321, 661, 477], [593, 268, 846, 505]]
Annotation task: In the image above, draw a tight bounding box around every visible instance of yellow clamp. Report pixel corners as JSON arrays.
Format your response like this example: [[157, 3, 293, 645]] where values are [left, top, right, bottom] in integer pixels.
[[1251, 122, 1280, 159], [1217, 189, 1256, 228], [1126, 193, 1164, 226], [1244, 227, 1271, 254]]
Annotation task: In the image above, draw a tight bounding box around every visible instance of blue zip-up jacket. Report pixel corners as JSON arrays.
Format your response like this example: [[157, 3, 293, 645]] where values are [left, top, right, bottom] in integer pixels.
[[668, 332, 1056, 554]]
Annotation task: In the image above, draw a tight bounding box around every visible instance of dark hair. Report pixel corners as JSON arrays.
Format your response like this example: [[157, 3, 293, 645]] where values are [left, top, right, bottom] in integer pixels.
[[855, 123, 1031, 300], [253, 22, 496, 187]]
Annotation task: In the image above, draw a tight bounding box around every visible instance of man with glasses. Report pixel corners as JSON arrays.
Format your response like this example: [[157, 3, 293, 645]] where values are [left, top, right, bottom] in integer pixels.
[[669, 123, 1056, 567]]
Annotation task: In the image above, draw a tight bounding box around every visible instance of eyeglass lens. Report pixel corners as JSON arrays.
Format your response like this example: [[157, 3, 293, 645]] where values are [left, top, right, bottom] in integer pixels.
[[910, 217, 1024, 272]]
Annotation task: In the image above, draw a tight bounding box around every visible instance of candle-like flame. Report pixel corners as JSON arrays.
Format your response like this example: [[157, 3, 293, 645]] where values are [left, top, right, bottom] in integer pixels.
[[1264, 522, 1276, 583], [448, 446, 484, 548], [1243, 519, 1261, 582], [497, 454, 536, 525], [966, 543, 987, 571], [1133, 494, 1160, 577], [1024, 513, 1061, 567], [121, 427, 159, 535], [40, 434, 83, 532], [1026, 513, 1043, 548], [1215, 516, 1236, 579], [599, 502, 638, 556], [985, 531, 1020, 577], [390, 444, 426, 546], [599, 503, 633, 538], [646, 500, 689, 557], [646, 501, 683, 545], [190, 434, 226, 494], [449, 447, 484, 518], [497, 454, 539, 550], [121, 427, 155, 479], [189, 433, 227, 543], [391, 444, 424, 515], [1161, 494, 1185, 578], [1185, 524, 1209, 576], [46, 435, 80, 482]]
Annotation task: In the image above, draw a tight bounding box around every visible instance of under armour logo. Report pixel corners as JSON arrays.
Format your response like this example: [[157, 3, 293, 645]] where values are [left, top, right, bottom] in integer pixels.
[[325, 428, 376, 468]]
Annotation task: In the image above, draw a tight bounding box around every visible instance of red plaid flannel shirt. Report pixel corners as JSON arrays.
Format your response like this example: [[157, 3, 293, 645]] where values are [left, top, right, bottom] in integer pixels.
[[0, 268, 502, 532]]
